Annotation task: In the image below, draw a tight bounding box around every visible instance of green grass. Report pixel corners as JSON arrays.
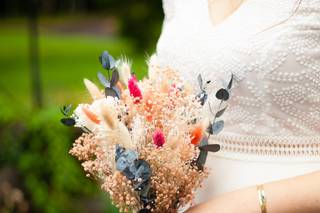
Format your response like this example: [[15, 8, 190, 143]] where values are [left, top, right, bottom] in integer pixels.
[[0, 18, 153, 212], [0, 21, 149, 116]]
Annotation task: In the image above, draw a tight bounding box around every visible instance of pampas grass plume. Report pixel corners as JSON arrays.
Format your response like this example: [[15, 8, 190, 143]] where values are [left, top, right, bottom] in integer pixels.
[[84, 79, 104, 100], [118, 59, 132, 86], [100, 103, 117, 129]]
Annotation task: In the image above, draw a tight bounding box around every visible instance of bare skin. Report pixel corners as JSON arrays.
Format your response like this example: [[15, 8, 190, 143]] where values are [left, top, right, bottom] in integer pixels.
[[186, 171, 320, 212], [208, 0, 247, 27]]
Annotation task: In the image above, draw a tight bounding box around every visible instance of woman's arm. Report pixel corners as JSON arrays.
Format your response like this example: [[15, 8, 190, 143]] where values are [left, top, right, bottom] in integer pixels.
[[186, 171, 320, 213]]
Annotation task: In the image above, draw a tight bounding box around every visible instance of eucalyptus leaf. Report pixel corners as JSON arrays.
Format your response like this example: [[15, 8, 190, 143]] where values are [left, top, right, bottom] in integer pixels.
[[97, 72, 111, 88], [211, 120, 224, 135], [127, 160, 140, 180], [116, 156, 130, 172], [139, 181, 151, 198], [196, 91, 208, 106], [105, 87, 119, 98], [123, 166, 136, 180], [199, 136, 209, 146], [134, 159, 151, 182], [134, 180, 149, 191], [197, 74, 203, 90], [99, 51, 116, 70], [115, 148, 139, 180], [108, 55, 116, 70], [228, 73, 234, 90], [215, 106, 228, 118], [65, 104, 72, 113], [216, 88, 229, 101], [60, 118, 75, 126], [112, 86, 121, 98], [60, 104, 72, 116], [115, 144, 125, 161], [124, 150, 138, 162], [139, 185, 156, 208], [206, 123, 213, 134], [199, 144, 220, 152], [111, 70, 119, 87], [195, 150, 208, 170]]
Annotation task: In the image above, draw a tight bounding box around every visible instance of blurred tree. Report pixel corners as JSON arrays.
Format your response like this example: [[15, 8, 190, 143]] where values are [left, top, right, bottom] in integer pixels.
[[0, 108, 118, 212], [115, 0, 163, 51], [0, 0, 164, 51], [28, 0, 42, 108], [0, 1, 164, 212]]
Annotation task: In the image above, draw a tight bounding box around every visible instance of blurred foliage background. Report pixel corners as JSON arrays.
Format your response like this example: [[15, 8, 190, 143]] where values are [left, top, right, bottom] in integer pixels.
[[0, 0, 163, 212]]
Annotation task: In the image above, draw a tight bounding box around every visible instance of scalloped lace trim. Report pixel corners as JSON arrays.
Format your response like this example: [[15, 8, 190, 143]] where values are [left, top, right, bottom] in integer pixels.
[[210, 134, 320, 162]]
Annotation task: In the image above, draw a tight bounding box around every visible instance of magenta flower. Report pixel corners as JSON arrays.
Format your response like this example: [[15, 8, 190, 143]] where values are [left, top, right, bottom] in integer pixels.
[[128, 75, 142, 103], [152, 129, 165, 148]]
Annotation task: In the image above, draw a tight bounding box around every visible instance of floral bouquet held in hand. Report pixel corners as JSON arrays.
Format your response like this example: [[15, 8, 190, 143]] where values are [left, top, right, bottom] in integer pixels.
[[60, 51, 233, 213]]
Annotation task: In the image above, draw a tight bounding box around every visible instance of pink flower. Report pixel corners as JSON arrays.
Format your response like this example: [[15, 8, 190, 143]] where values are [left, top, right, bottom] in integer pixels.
[[152, 129, 166, 148], [128, 75, 142, 103]]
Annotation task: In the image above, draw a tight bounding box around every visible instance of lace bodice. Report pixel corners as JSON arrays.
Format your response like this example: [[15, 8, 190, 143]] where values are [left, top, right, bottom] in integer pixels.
[[156, 0, 320, 136], [153, 0, 320, 159]]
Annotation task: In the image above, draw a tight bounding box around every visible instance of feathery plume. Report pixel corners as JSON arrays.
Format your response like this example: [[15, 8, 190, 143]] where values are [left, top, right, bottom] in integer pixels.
[[117, 58, 132, 86], [100, 102, 117, 129], [84, 78, 104, 100]]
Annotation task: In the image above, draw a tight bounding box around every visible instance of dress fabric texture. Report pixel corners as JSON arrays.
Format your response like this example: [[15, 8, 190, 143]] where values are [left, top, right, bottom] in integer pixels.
[[153, 0, 320, 202]]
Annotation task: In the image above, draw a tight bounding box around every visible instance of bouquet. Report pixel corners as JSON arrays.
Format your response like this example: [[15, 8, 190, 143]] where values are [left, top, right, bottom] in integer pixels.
[[60, 51, 233, 213]]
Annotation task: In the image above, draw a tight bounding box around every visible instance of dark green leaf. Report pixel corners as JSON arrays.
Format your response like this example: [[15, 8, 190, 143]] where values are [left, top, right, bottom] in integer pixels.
[[134, 159, 152, 182], [60, 118, 75, 126], [199, 144, 220, 152], [60, 107, 66, 116], [216, 88, 229, 101], [215, 106, 227, 118], [194, 136, 209, 170], [60, 104, 72, 116], [139, 181, 156, 207], [105, 87, 119, 98], [228, 74, 234, 89], [111, 70, 119, 87]]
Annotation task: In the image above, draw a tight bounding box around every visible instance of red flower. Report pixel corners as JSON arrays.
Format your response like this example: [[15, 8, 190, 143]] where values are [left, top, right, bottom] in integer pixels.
[[128, 75, 142, 103], [152, 129, 165, 148], [190, 126, 203, 145]]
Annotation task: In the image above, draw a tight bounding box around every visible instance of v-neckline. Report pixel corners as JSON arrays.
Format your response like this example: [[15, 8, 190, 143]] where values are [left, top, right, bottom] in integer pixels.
[[206, 0, 251, 31]]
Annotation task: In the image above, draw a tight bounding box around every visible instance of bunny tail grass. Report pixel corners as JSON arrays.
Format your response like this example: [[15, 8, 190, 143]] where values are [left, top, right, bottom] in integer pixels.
[[84, 78, 104, 100]]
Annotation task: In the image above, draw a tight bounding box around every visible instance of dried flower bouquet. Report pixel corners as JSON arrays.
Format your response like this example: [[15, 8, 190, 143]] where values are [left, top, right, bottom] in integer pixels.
[[60, 51, 233, 213]]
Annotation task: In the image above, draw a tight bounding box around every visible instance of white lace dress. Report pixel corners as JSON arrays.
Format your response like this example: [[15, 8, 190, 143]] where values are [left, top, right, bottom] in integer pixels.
[[152, 0, 320, 203]]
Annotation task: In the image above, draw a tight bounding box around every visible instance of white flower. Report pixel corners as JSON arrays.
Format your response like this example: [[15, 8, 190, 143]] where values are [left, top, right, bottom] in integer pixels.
[[117, 58, 132, 86]]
